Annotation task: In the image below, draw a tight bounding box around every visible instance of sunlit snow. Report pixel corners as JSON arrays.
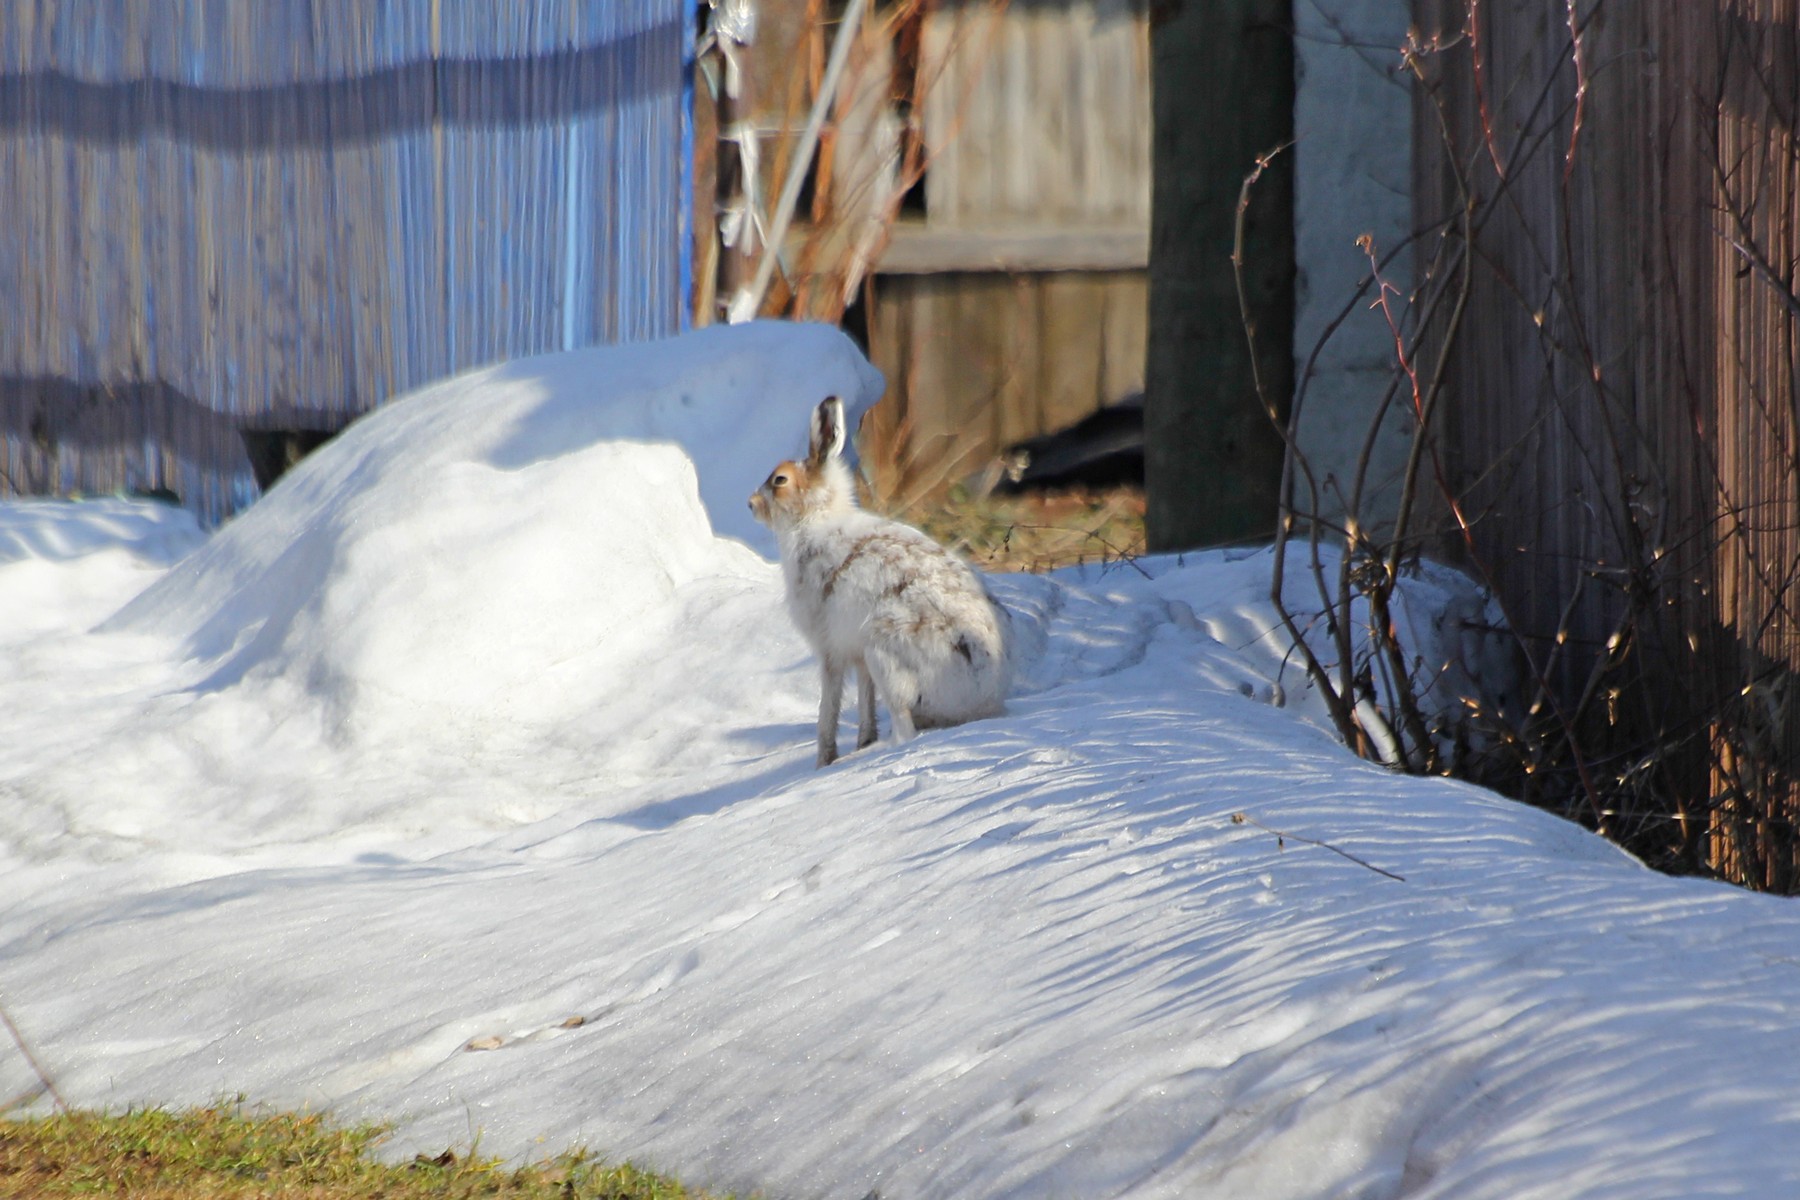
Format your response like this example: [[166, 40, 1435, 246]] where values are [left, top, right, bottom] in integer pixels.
[[3, 322, 1797, 1199]]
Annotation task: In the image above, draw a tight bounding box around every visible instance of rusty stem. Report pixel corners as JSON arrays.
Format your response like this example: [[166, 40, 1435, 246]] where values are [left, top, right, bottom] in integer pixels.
[[1563, 0, 1590, 187], [1466, 0, 1507, 182], [1, 1000, 68, 1114], [1358, 232, 1457, 770], [1236, 143, 1368, 753]]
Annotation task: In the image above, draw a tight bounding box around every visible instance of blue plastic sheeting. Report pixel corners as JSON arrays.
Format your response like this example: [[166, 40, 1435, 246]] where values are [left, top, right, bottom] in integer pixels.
[[0, 1, 692, 521]]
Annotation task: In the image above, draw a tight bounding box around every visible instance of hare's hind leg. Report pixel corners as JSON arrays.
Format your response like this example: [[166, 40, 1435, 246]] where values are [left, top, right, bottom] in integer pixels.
[[855, 661, 879, 750], [816, 660, 845, 767], [863, 646, 919, 744]]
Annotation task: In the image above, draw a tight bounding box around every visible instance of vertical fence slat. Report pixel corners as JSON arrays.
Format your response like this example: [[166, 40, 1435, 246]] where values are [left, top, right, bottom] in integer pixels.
[[1417, 0, 1800, 887]]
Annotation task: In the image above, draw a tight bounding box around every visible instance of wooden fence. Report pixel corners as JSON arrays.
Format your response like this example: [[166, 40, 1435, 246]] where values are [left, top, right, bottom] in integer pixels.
[[0, 0, 691, 521], [1412, 0, 1800, 886], [865, 0, 1150, 499], [707, 0, 1150, 501]]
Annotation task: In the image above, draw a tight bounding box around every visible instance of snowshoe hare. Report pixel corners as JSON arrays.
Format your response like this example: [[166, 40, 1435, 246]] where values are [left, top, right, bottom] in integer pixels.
[[750, 396, 1010, 766]]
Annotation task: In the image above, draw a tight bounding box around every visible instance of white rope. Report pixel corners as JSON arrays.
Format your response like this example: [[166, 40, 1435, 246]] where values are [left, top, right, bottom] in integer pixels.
[[716, 118, 764, 258], [696, 0, 756, 99], [728, 0, 871, 324]]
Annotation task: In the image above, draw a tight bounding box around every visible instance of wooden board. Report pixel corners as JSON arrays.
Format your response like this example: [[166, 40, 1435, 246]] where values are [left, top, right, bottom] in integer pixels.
[[875, 223, 1148, 272], [1412, 0, 1800, 886], [920, 0, 1150, 228], [864, 268, 1146, 501]]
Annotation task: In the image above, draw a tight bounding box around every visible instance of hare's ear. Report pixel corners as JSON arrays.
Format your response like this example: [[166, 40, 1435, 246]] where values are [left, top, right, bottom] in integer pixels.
[[808, 396, 848, 466]]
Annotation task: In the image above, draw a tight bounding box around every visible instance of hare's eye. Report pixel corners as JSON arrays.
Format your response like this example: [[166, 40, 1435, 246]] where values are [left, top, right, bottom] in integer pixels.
[[773, 473, 790, 487]]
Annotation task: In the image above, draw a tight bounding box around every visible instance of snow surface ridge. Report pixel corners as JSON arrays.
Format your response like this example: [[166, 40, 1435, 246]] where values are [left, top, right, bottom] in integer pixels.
[[0, 496, 205, 568], [3, 323, 1798, 1200]]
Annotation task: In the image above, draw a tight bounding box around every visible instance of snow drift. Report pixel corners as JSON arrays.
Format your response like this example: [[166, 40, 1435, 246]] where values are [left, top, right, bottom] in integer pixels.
[[103, 320, 883, 743], [3, 321, 1799, 1200]]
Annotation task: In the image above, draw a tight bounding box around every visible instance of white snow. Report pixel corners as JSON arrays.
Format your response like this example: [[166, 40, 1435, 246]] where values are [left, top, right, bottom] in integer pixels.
[[3, 321, 1799, 1199]]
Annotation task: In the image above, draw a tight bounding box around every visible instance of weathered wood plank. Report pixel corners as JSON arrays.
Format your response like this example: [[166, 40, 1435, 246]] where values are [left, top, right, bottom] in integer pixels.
[[919, 0, 1149, 227], [875, 223, 1149, 272], [1413, 0, 1800, 885], [1037, 272, 1107, 434], [864, 268, 1147, 500]]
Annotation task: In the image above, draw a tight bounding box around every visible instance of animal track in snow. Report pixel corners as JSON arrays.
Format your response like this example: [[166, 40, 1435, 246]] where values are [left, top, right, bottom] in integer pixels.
[[464, 1013, 590, 1052], [458, 865, 830, 1055], [461, 945, 713, 1054]]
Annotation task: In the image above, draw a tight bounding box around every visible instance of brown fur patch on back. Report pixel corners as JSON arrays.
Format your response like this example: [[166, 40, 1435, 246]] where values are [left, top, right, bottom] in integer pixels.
[[822, 531, 910, 601]]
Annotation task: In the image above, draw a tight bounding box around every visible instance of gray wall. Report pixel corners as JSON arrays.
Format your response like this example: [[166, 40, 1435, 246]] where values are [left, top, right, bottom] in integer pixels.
[[1293, 0, 1413, 532]]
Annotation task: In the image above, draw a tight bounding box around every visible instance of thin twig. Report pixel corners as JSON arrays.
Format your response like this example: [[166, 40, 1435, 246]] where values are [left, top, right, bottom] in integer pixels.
[[1, 1000, 69, 1114], [1000, 524, 1153, 578], [1234, 142, 1366, 753], [1231, 812, 1407, 882], [1723, 237, 1800, 324], [1562, 0, 1589, 186], [1466, 0, 1507, 181]]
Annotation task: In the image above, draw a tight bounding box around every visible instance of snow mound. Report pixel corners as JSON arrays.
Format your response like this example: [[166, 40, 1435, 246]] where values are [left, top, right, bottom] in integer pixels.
[[0, 498, 207, 643], [0, 496, 204, 567], [104, 321, 881, 741], [6, 323, 1800, 1200]]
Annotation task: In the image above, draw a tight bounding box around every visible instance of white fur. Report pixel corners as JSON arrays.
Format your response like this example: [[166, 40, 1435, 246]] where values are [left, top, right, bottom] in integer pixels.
[[750, 397, 1010, 766]]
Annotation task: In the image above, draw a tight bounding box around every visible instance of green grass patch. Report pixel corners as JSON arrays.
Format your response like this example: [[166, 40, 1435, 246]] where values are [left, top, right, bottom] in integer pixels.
[[0, 1105, 725, 1199]]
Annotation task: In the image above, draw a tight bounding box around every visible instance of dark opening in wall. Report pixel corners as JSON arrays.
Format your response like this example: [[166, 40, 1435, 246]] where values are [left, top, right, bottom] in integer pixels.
[[891, 0, 928, 216], [838, 285, 871, 355], [793, 139, 825, 223], [239, 428, 342, 493], [896, 97, 928, 216]]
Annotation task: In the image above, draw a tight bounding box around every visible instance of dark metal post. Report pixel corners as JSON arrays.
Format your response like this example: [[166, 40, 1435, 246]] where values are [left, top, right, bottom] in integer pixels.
[[1145, 0, 1295, 550]]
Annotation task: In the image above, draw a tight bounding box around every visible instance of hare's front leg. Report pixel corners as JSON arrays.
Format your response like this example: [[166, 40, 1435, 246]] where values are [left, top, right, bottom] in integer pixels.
[[855, 662, 879, 750], [816, 660, 845, 767]]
